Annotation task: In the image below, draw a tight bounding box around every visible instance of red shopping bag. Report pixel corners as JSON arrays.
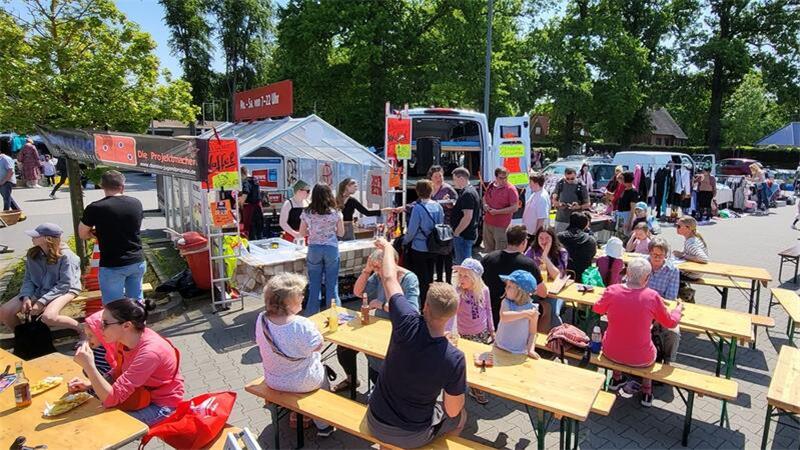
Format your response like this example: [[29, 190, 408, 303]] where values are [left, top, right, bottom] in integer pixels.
[[139, 391, 236, 449]]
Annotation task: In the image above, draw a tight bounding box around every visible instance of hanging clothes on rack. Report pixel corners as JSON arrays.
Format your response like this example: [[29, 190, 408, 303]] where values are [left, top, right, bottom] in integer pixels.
[[653, 166, 671, 218]]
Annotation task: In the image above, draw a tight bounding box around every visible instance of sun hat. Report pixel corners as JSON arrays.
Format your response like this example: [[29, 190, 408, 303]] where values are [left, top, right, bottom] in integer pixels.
[[24, 223, 63, 238], [454, 258, 484, 277], [603, 237, 624, 259], [499, 270, 538, 294], [634, 201, 648, 211]]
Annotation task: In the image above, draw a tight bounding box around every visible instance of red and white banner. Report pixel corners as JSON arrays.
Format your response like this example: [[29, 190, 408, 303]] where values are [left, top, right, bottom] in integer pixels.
[[233, 80, 294, 121]]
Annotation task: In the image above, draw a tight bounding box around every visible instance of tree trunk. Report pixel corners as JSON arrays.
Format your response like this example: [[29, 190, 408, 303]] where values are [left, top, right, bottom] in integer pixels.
[[66, 159, 87, 268], [706, 0, 731, 153], [563, 112, 575, 156]]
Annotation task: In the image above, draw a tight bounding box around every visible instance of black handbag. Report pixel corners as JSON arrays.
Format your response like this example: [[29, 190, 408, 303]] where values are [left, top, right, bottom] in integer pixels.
[[415, 203, 454, 256], [14, 314, 56, 360]]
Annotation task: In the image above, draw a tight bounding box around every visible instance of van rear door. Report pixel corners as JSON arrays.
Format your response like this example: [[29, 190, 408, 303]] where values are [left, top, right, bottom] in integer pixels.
[[490, 116, 530, 187]]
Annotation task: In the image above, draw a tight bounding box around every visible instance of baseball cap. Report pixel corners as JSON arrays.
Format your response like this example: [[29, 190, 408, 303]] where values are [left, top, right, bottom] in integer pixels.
[[635, 201, 648, 211], [454, 258, 484, 277], [499, 270, 538, 294], [25, 223, 63, 238], [603, 237, 624, 259]]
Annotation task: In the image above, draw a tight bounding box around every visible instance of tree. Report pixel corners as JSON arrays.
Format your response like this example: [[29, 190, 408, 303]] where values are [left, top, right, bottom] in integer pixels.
[[159, 0, 215, 109], [0, 0, 198, 133], [722, 70, 785, 146]]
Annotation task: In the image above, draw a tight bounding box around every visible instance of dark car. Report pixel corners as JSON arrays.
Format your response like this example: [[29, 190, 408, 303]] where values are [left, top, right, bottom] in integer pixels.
[[718, 158, 760, 176]]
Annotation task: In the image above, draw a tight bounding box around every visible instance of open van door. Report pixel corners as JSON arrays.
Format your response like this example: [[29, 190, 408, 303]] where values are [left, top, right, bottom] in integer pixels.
[[692, 154, 716, 175], [489, 115, 530, 187]]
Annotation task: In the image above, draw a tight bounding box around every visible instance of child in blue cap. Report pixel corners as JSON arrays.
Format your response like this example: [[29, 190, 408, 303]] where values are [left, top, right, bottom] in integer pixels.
[[494, 270, 541, 359]]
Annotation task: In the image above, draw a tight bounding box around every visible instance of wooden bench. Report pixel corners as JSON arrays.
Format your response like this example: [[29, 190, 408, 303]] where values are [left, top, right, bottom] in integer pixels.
[[204, 425, 243, 450], [245, 378, 495, 450], [778, 244, 800, 284], [760, 346, 800, 449], [534, 333, 738, 446], [74, 283, 153, 302], [769, 288, 800, 345], [590, 391, 616, 416]]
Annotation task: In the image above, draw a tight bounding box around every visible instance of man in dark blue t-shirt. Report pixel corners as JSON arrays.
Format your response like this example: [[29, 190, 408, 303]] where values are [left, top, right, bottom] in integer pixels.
[[366, 238, 467, 448]]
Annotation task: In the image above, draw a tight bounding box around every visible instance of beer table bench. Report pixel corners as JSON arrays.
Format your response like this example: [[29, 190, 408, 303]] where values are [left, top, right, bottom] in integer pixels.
[[308, 309, 609, 450], [0, 351, 147, 449], [532, 333, 738, 446], [245, 379, 494, 450], [768, 288, 800, 345], [760, 345, 800, 449], [778, 244, 800, 285]]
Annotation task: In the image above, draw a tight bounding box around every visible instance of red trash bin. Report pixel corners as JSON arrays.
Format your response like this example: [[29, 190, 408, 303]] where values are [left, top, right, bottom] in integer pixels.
[[177, 232, 212, 290]]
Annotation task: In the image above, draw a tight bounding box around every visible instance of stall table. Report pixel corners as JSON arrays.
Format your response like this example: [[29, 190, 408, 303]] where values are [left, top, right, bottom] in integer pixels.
[[0, 351, 147, 450]]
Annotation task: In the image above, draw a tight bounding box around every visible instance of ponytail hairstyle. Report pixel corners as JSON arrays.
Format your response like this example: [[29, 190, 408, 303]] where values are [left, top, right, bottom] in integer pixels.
[[104, 298, 156, 332], [677, 216, 707, 251]]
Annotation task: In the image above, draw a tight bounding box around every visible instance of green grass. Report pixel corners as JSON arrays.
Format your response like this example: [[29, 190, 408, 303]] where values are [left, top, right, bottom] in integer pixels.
[[1, 258, 26, 303]]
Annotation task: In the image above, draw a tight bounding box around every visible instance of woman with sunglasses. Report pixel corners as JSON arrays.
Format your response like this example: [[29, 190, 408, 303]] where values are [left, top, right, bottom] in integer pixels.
[[280, 180, 311, 242], [69, 298, 185, 426]]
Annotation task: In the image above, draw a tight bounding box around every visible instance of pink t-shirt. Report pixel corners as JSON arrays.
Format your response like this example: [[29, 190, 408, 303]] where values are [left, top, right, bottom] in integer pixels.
[[592, 284, 682, 367], [628, 236, 651, 255], [455, 287, 494, 336], [103, 328, 185, 409], [483, 182, 519, 228]]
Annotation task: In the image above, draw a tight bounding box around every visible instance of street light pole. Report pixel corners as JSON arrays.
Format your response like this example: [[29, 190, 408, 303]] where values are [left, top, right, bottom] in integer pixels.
[[483, 0, 494, 118]]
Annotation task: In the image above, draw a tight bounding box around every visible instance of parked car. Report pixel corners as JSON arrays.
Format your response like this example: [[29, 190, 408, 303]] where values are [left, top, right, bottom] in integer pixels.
[[718, 158, 761, 176], [540, 157, 616, 194]]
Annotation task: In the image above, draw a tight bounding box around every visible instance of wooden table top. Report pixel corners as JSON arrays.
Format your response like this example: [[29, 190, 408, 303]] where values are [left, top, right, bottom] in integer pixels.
[[767, 346, 800, 415], [0, 351, 148, 450], [594, 251, 772, 284], [554, 284, 753, 342], [310, 309, 605, 421]]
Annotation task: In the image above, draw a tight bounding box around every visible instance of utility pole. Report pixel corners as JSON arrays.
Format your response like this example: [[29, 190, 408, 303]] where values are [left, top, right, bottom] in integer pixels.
[[483, 0, 494, 118]]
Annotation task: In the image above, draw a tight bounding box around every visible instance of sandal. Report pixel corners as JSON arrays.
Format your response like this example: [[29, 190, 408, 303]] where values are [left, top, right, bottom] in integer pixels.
[[332, 378, 361, 393], [468, 388, 489, 405]]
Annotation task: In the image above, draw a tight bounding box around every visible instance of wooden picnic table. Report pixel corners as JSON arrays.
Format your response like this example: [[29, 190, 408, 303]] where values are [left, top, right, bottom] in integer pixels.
[[777, 244, 800, 284], [761, 345, 800, 449], [0, 350, 148, 450], [309, 309, 605, 450]]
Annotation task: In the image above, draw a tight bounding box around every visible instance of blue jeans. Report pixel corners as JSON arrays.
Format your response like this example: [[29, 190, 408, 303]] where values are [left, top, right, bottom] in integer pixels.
[[305, 244, 340, 315], [757, 183, 769, 210], [128, 403, 175, 426], [453, 236, 475, 265], [98, 261, 147, 304], [0, 182, 19, 211]]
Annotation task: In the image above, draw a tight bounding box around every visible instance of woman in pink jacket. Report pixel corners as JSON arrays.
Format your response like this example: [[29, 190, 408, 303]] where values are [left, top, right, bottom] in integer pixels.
[[70, 298, 185, 425], [18, 140, 41, 187], [592, 257, 683, 408]]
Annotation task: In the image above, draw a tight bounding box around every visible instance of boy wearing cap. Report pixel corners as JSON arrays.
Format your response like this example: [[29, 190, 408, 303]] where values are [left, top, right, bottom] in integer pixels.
[[495, 270, 541, 359], [0, 223, 81, 331]]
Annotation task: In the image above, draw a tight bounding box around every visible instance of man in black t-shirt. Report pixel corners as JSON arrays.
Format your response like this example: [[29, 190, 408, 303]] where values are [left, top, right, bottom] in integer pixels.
[[450, 167, 481, 265], [617, 171, 640, 234], [480, 225, 547, 328], [79, 170, 145, 304], [367, 238, 467, 448], [239, 166, 264, 240], [558, 212, 597, 281]]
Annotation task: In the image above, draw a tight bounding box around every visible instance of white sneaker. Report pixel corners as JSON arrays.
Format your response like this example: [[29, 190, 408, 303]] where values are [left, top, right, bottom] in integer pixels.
[[49, 193, 56, 199]]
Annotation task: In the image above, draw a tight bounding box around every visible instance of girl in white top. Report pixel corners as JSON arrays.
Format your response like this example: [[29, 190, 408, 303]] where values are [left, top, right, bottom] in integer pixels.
[[254, 273, 335, 436]]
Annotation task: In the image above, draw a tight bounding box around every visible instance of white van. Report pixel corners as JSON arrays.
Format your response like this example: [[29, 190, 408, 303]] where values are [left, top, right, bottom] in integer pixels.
[[612, 151, 695, 174]]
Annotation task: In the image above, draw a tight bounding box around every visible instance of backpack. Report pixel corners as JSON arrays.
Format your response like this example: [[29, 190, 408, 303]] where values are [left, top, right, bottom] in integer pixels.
[[13, 314, 56, 360], [414, 203, 453, 256], [581, 266, 605, 288], [545, 323, 591, 367]]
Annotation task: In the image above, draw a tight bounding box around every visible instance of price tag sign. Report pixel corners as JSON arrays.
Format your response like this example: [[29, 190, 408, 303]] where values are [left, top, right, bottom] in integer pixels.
[[212, 171, 240, 190], [499, 144, 525, 158], [396, 144, 411, 160], [507, 172, 528, 186]]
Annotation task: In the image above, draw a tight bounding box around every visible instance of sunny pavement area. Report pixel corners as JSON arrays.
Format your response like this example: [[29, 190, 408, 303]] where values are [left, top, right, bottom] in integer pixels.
[[3, 180, 799, 449]]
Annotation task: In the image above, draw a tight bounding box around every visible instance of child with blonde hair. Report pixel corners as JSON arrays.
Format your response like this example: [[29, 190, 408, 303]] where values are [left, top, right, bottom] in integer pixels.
[[626, 222, 652, 255], [494, 270, 541, 360]]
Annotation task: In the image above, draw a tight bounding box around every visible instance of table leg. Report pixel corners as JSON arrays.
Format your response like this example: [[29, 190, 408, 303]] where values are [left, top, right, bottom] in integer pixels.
[[720, 287, 728, 309], [719, 338, 737, 426], [760, 405, 773, 450], [296, 413, 305, 449], [350, 364, 358, 400], [779, 257, 785, 282], [788, 317, 795, 346], [537, 409, 546, 450], [270, 403, 281, 449], [563, 418, 572, 450], [572, 420, 580, 450], [748, 280, 756, 314], [682, 391, 695, 446], [713, 335, 724, 377], [794, 256, 798, 284]]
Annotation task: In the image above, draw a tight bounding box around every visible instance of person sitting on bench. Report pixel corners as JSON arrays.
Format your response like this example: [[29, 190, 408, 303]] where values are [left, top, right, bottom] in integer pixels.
[[254, 273, 335, 438], [0, 223, 81, 332], [593, 258, 683, 408], [366, 238, 467, 449]]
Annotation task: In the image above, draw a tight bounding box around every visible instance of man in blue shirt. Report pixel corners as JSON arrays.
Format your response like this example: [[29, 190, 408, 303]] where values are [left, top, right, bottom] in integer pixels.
[[647, 236, 681, 363], [367, 238, 467, 448]]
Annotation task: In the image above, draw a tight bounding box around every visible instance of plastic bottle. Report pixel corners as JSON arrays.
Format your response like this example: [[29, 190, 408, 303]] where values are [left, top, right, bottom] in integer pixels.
[[360, 293, 370, 325], [539, 259, 549, 282], [328, 302, 338, 332], [13, 362, 31, 408], [590, 326, 602, 354]]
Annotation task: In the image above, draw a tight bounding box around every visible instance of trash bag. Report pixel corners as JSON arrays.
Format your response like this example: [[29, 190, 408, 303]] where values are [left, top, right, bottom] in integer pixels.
[[157, 269, 208, 298]]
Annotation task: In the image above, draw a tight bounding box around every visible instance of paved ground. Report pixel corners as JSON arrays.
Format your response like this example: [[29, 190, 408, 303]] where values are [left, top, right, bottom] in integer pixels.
[[3, 181, 799, 449]]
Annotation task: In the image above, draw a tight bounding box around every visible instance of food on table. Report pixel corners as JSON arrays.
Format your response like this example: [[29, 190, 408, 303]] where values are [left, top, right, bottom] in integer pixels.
[[43, 392, 92, 417], [30, 376, 63, 396]]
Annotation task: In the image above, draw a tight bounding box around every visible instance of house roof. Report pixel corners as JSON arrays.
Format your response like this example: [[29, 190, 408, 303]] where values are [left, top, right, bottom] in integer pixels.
[[648, 108, 688, 140], [755, 122, 800, 147]]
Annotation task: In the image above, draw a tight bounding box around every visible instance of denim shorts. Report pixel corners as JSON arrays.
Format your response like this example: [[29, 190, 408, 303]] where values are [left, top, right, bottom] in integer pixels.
[[128, 403, 175, 426]]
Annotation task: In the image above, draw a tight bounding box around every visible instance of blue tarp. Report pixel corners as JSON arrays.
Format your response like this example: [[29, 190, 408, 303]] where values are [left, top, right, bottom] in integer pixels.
[[755, 122, 800, 146]]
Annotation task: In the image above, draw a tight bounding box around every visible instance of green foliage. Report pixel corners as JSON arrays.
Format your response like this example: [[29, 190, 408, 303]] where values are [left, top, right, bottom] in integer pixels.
[[723, 70, 787, 146], [0, 0, 198, 134]]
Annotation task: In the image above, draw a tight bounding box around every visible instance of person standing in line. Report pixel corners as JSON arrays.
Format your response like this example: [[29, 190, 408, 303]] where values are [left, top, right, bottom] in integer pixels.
[[239, 166, 264, 240], [696, 167, 716, 221], [522, 173, 550, 245], [79, 171, 145, 303], [402, 179, 444, 308], [18, 139, 42, 188], [279, 180, 311, 242], [426, 166, 457, 283], [337, 177, 382, 241], [481, 167, 519, 252], [552, 168, 590, 234], [617, 172, 640, 235], [49, 156, 68, 199], [298, 183, 344, 315], [0, 146, 22, 216], [450, 167, 480, 265]]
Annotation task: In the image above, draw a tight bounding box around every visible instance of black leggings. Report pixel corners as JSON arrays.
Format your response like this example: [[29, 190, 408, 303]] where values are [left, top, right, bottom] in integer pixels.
[[337, 347, 357, 381], [408, 248, 436, 309], [50, 175, 67, 196], [434, 253, 453, 284]]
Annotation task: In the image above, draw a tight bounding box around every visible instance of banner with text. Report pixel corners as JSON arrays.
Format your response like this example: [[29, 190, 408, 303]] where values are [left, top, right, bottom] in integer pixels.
[[233, 80, 294, 121], [386, 115, 412, 160]]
